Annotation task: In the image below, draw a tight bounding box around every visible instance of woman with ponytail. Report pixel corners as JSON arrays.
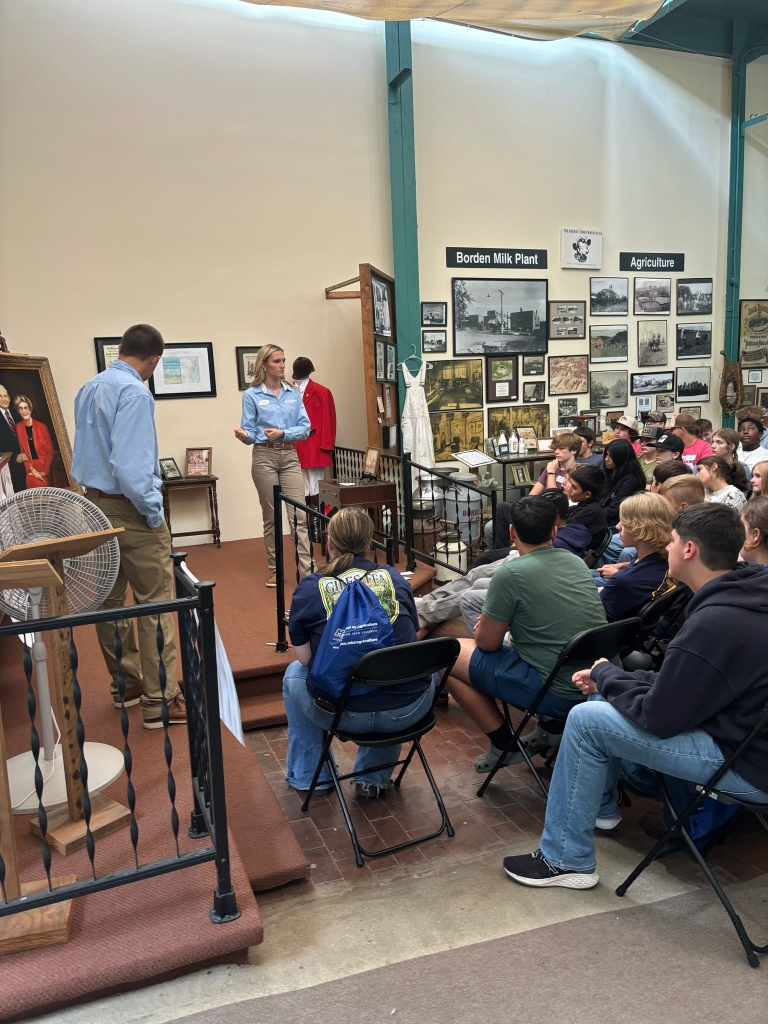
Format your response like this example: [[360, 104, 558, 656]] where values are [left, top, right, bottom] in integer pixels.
[[282, 507, 435, 798], [696, 455, 747, 511]]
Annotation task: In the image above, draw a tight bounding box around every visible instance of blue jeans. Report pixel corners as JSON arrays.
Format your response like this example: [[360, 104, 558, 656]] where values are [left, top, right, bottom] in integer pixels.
[[469, 646, 580, 718], [282, 661, 436, 791], [539, 695, 768, 871]]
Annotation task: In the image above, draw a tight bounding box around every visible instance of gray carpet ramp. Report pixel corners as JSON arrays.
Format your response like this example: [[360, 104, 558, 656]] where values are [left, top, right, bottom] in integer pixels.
[[175, 876, 768, 1024]]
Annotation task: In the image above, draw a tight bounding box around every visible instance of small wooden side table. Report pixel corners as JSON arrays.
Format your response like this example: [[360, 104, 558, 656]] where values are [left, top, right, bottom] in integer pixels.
[[162, 475, 221, 548], [318, 478, 399, 562]]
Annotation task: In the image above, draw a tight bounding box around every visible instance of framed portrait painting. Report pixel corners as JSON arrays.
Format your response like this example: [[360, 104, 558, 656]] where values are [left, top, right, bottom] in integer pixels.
[[235, 346, 262, 391]]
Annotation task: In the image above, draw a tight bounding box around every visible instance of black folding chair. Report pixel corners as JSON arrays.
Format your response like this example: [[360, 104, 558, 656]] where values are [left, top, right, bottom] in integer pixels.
[[477, 618, 642, 799], [583, 528, 613, 569], [616, 700, 768, 968], [621, 585, 691, 671], [301, 637, 460, 867]]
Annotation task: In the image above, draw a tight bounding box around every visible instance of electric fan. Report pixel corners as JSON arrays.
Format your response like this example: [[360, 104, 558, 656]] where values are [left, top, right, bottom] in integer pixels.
[[0, 487, 125, 814]]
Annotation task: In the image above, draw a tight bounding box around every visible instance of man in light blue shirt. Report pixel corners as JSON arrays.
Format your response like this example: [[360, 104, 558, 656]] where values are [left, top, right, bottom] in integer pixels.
[[72, 325, 185, 729]]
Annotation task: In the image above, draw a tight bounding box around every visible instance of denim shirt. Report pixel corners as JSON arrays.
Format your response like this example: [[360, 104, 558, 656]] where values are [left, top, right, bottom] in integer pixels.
[[240, 382, 311, 445], [72, 360, 164, 528]]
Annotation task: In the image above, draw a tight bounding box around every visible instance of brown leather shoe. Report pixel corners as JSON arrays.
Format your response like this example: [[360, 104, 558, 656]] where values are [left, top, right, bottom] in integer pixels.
[[142, 693, 187, 730], [266, 572, 277, 588]]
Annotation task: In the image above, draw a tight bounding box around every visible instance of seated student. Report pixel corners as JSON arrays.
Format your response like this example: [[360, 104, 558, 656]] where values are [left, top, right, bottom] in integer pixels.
[[637, 428, 661, 485], [529, 433, 581, 495], [650, 459, 691, 493], [659, 473, 706, 513], [562, 464, 608, 548], [282, 507, 433, 799], [597, 438, 648, 565], [458, 491, 591, 634], [644, 431, 685, 469], [736, 414, 768, 472], [750, 461, 768, 500], [485, 479, 600, 559], [442, 496, 607, 773], [574, 426, 603, 467], [694, 418, 713, 444], [502, 503, 768, 889], [596, 493, 674, 621], [741, 496, 768, 567], [670, 413, 713, 469], [696, 455, 747, 511], [613, 416, 642, 456]]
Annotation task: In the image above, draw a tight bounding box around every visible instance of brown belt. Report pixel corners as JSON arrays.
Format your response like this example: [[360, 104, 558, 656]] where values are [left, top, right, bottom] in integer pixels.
[[84, 487, 128, 500], [256, 441, 295, 450]]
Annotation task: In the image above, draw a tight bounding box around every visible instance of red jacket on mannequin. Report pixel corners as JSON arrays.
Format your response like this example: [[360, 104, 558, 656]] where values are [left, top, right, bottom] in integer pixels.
[[292, 358, 336, 470]]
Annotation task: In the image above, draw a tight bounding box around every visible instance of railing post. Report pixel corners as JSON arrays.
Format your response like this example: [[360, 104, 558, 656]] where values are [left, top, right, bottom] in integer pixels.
[[273, 484, 290, 653], [401, 451, 416, 571], [195, 580, 241, 924], [489, 488, 498, 552], [385, 537, 395, 566]]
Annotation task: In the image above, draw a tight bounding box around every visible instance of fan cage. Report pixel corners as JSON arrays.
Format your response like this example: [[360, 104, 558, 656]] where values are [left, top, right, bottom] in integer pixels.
[[0, 488, 120, 619]]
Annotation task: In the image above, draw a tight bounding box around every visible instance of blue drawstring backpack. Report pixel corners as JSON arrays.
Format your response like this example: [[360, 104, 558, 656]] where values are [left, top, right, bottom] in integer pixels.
[[309, 569, 395, 700]]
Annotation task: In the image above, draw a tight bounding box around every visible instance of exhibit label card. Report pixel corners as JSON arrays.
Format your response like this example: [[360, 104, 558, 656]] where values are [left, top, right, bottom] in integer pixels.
[[561, 229, 602, 270], [619, 252, 685, 271], [446, 247, 547, 269]]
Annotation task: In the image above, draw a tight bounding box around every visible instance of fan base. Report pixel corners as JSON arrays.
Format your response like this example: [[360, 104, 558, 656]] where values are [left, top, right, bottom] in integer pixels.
[[8, 742, 124, 813]]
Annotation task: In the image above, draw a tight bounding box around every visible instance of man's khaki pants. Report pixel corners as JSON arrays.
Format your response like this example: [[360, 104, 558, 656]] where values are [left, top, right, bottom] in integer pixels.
[[93, 496, 178, 716], [251, 446, 313, 576]]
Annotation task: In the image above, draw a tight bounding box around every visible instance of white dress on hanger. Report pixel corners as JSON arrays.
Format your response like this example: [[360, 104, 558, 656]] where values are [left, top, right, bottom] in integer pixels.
[[401, 361, 435, 480]]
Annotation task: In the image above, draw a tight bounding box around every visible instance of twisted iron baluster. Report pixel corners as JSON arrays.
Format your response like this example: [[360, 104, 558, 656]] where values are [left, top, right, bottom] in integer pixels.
[[70, 633, 97, 879], [184, 609, 204, 803], [113, 624, 139, 868], [24, 640, 52, 889], [187, 610, 210, 809], [291, 505, 301, 585], [156, 616, 180, 857], [0, 853, 6, 903]]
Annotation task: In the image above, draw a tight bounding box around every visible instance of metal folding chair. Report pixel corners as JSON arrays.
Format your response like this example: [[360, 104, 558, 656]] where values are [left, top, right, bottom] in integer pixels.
[[301, 636, 460, 866], [616, 699, 768, 968], [583, 528, 614, 569], [477, 618, 642, 799]]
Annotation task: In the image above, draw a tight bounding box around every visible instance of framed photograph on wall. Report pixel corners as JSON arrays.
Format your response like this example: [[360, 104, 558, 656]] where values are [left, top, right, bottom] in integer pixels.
[[185, 447, 212, 477], [676, 322, 712, 360], [589, 369, 628, 408], [756, 387, 768, 408], [631, 371, 675, 395], [548, 355, 588, 395], [634, 278, 671, 316], [422, 330, 447, 354], [453, 278, 548, 355], [430, 409, 484, 462], [485, 356, 518, 403], [150, 343, 216, 400], [385, 343, 397, 382], [159, 457, 183, 480], [637, 321, 667, 367], [487, 404, 550, 441], [589, 325, 628, 363], [547, 301, 586, 340], [383, 383, 393, 420], [741, 386, 757, 406], [557, 397, 579, 427], [656, 393, 674, 414], [748, 370, 763, 384], [235, 346, 262, 390], [523, 380, 546, 403], [421, 301, 447, 327], [426, 359, 483, 411], [375, 339, 386, 382], [372, 276, 392, 336], [677, 278, 713, 316], [676, 365, 711, 403], [94, 337, 122, 373], [590, 278, 628, 316], [561, 229, 602, 270], [522, 355, 544, 376], [740, 300, 768, 368], [679, 405, 702, 419]]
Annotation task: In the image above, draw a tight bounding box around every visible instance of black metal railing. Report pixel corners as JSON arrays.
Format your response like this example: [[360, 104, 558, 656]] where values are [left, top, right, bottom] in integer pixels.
[[272, 486, 394, 652], [0, 555, 240, 925]]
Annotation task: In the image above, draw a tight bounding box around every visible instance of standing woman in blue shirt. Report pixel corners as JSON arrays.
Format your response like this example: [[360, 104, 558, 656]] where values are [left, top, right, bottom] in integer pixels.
[[235, 344, 312, 586]]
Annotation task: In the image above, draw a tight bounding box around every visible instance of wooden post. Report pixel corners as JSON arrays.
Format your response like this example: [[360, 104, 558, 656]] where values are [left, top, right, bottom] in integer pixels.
[[0, 703, 21, 902]]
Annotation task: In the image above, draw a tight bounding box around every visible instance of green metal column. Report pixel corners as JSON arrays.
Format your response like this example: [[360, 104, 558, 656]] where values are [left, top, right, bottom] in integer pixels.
[[385, 21, 421, 414]]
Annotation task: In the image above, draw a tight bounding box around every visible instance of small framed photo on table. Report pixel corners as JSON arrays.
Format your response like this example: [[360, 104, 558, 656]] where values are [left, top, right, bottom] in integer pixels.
[[236, 346, 262, 391], [159, 457, 183, 481], [363, 447, 380, 477], [514, 465, 532, 486], [185, 447, 212, 477]]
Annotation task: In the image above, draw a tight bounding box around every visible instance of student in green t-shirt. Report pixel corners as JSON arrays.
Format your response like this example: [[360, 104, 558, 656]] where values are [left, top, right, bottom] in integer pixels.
[[446, 495, 607, 772]]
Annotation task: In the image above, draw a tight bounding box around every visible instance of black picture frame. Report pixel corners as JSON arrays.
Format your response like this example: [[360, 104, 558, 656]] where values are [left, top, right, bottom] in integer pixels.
[[557, 397, 579, 427], [485, 356, 518, 403], [375, 339, 386, 382], [675, 322, 712, 360], [630, 370, 676, 396], [522, 355, 544, 376], [94, 337, 122, 373], [589, 370, 628, 408], [452, 277, 548, 356], [385, 343, 397, 382], [159, 457, 183, 481], [548, 355, 588, 395], [590, 277, 628, 316], [523, 381, 546, 404], [637, 321, 668, 367], [677, 278, 713, 316], [589, 325, 628, 363], [421, 301, 447, 327], [149, 342, 217, 400], [547, 301, 586, 340], [235, 346, 262, 391], [372, 276, 392, 337], [676, 366, 710, 403], [422, 330, 447, 354], [633, 277, 672, 316]]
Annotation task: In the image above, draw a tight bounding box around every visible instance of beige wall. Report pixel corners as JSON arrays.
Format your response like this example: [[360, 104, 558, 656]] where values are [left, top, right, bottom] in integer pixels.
[[0, 0, 391, 542], [413, 23, 730, 435]]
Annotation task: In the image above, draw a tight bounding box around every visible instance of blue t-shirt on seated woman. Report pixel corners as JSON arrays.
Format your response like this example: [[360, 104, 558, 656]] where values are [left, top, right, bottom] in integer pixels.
[[288, 557, 428, 711]]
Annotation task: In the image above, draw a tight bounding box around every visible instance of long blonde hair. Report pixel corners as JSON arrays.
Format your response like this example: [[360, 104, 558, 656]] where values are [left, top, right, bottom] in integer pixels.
[[250, 344, 291, 388], [322, 508, 374, 577]]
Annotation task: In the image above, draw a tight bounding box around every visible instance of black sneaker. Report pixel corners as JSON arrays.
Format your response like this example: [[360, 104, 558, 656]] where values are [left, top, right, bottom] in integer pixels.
[[503, 849, 599, 889]]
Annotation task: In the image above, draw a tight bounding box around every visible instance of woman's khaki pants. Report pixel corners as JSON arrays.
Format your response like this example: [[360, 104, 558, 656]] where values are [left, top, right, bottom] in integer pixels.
[[251, 445, 313, 576]]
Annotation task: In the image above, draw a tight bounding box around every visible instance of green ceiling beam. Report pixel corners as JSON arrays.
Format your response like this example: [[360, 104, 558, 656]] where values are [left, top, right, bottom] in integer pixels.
[[385, 21, 421, 416], [621, 0, 692, 41]]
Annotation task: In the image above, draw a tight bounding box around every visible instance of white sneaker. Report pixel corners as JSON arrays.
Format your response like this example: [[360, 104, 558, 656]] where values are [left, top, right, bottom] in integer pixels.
[[594, 814, 622, 831]]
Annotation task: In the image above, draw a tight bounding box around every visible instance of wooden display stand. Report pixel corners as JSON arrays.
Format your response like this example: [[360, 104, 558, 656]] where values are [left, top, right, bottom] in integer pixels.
[[0, 529, 131, 855]]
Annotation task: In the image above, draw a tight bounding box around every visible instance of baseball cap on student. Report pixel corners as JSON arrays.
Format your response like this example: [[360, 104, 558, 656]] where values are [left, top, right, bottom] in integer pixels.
[[647, 433, 685, 454], [616, 415, 639, 431], [640, 425, 664, 440]]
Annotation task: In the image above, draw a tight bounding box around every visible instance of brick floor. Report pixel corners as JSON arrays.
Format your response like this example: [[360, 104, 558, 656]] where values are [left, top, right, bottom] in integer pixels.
[[247, 700, 768, 903]]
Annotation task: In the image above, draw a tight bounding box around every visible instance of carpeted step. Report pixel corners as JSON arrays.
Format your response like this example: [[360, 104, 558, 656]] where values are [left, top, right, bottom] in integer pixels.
[[240, 690, 289, 730]]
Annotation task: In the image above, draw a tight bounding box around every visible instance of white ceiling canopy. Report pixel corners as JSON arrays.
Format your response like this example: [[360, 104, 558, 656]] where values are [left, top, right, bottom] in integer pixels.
[[240, 0, 665, 41]]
